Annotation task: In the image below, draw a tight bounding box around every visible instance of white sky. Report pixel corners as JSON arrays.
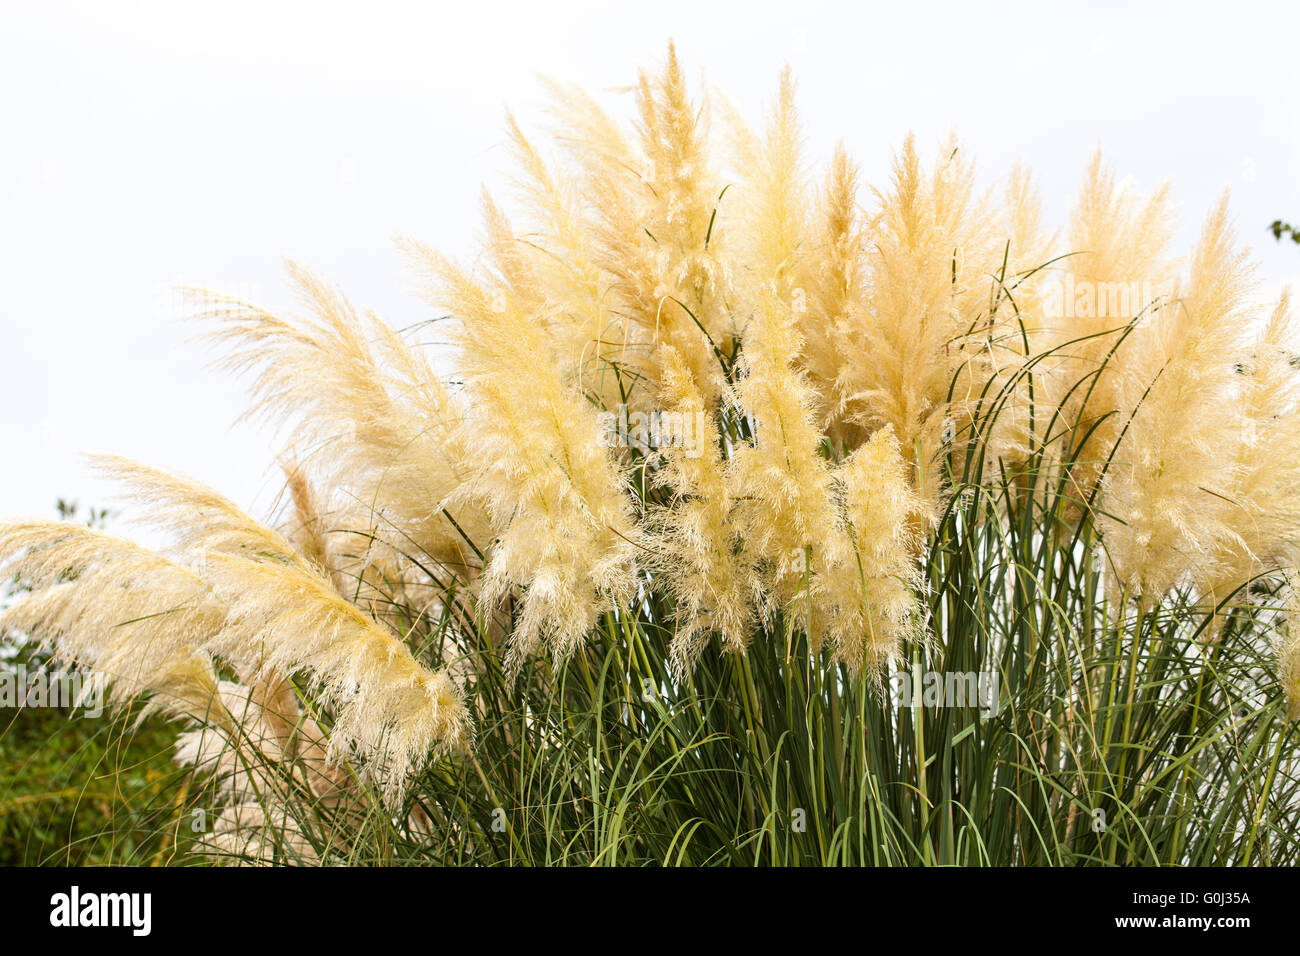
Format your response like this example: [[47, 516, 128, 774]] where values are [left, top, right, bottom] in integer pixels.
[[2, 0, 1298, 523]]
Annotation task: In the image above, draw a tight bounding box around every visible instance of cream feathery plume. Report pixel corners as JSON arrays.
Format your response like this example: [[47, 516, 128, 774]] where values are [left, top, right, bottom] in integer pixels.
[[475, 188, 626, 422], [648, 344, 757, 673], [402, 245, 639, 670], [176, 673, 352, 820], [632, 42, 734, 405], [200, 553, 469, 801], [534, 82, 654, 405], [88, 453, 301, 565], [274, 463, 426, 633], [724, 72, 839, 629], [175, 692, 325, 866], [185, 803, 319, 866], [0, 519, 361, 813], [837, 133, 998, 515], [983, 163, 1060, 472], [1198, 290, 1300, 631], [731, 293, 839, 630], [818, 425, 925, 674], [1101, 193, 1256, 604], [1055, 153, 1178, 507], [0, 521, 226, 725], [0, 518, 363, 852], [499, 110, 592, 309], [174, 681, 306, 800], [727, 65, 806, 302], [273, 464, 417, 629], [190, 264, 488, 583], [802, 143, 866, 445], [86, 456, 472, 799], [279, 460, 343, 592], [541, 42, 733, 407], [490, 118, 612, 393]]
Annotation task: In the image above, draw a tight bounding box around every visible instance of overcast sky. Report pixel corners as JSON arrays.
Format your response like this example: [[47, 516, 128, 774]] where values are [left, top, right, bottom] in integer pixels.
[[2, 0, 1298, 523]]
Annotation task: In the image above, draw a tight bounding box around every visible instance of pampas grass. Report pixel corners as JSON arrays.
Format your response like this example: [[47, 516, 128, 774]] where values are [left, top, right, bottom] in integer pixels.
[[5, 43, 1300, 865]]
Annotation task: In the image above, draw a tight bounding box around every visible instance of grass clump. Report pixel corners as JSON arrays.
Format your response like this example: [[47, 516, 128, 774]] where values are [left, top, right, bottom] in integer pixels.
[[2, 44, 1299, 865]]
